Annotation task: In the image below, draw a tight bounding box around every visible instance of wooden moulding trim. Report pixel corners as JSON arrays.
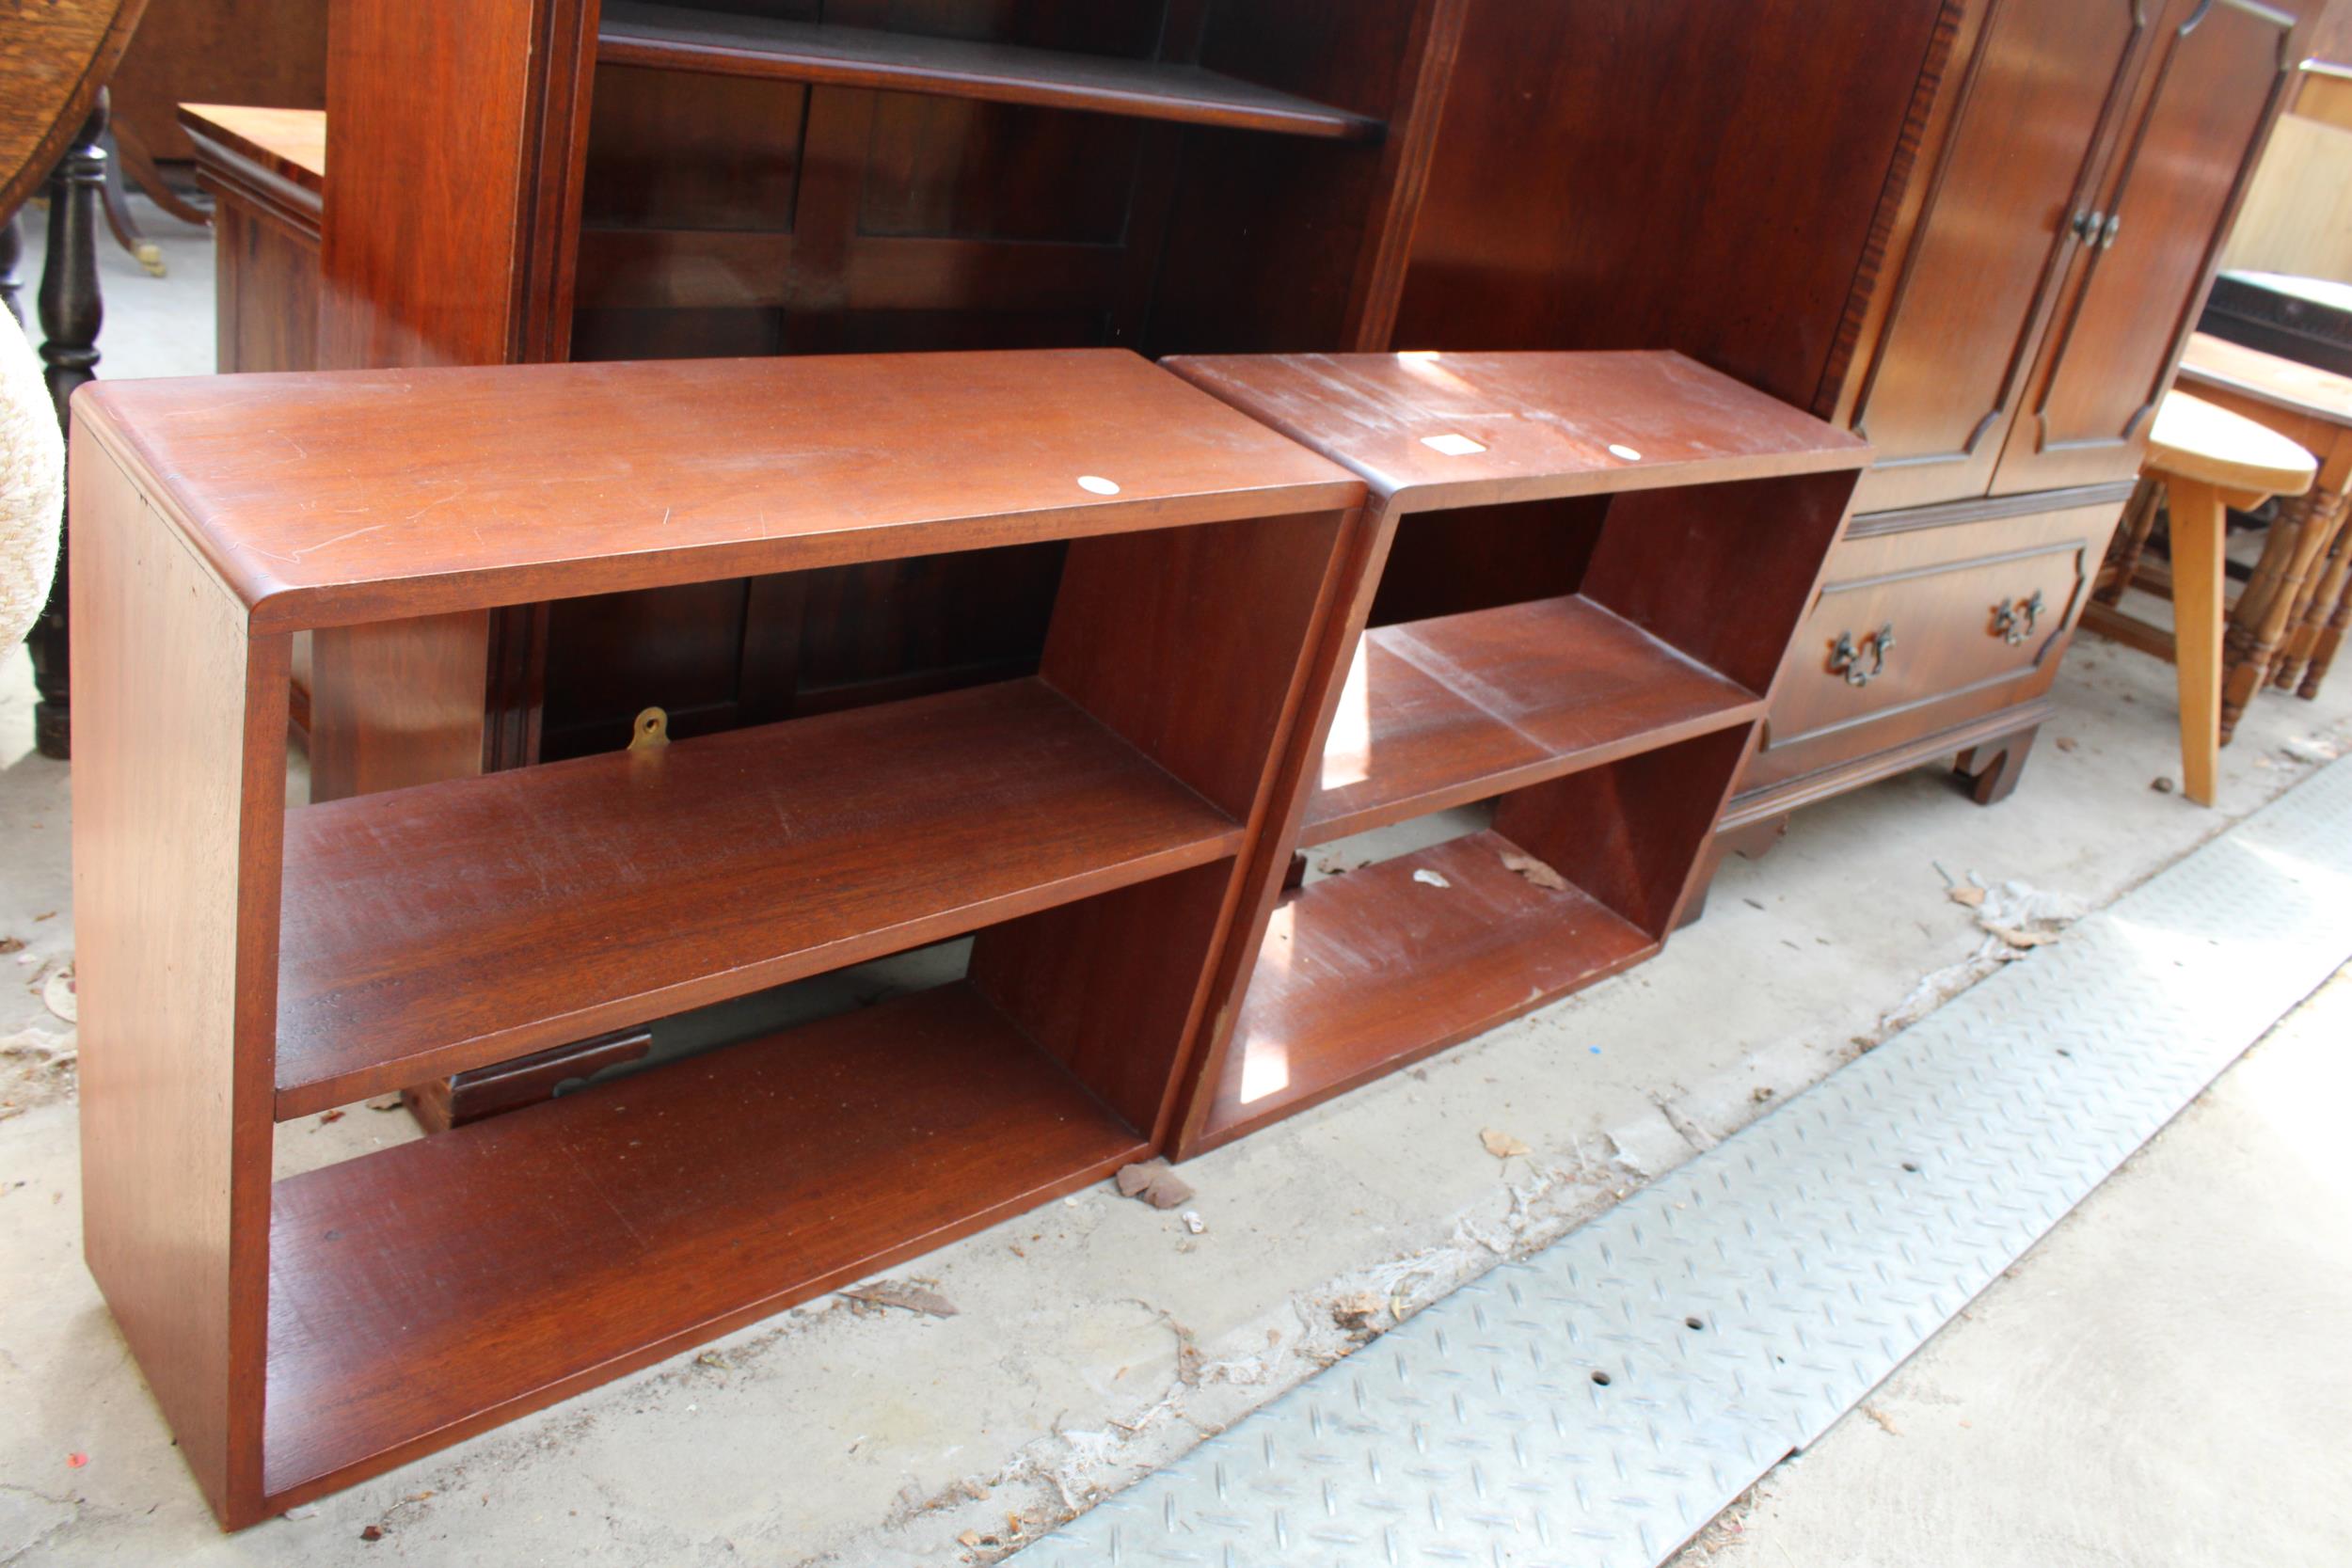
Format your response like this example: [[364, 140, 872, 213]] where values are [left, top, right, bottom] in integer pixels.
[[183, 127, 324, 244], [1847, 482, 2139, 538], [1719, 697, 2058, 828], [595, 2, 1384, 142]]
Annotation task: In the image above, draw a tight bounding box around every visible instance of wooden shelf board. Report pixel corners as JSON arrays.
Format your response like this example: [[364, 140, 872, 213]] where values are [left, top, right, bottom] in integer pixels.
[[596, 3, 1380, 142], [1196, 831, 1658, 1149], [74, 349, 1363, 632], [275, 678, 1239, 1118], [262, 982, 1142, 1506], [1166, 350, 1869, 511], [1301, 596, 1761, 847]]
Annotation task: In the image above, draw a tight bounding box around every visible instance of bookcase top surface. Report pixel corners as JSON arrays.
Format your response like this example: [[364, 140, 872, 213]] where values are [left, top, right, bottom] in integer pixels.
[[1163, 350, 1869, 513], [73, 349, 1364, 633]]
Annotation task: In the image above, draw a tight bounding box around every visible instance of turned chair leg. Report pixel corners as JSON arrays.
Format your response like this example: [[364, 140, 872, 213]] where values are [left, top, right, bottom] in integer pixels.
[[2271, 490, 2351, 694], [2300, 562, 2352, 699], [2094, 475, 2165, 605], [2221, 486, 2333, 744], [25, 98, 109, 762], [2169, 480, 2229, 807]]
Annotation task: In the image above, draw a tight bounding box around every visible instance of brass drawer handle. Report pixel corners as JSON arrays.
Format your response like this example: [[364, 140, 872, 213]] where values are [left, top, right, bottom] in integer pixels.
[[1829, 622, 1896, 688], [1991, 589, 2045, 646]]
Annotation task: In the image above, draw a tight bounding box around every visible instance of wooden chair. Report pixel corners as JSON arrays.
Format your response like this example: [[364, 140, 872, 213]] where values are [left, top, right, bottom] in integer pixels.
[[2085, 390, 2316, 805]]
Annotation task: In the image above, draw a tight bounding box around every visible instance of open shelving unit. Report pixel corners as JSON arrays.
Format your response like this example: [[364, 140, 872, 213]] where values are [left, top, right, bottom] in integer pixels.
[[1164, 350, 1872, 1152], [68, 348, 1363, 1526]]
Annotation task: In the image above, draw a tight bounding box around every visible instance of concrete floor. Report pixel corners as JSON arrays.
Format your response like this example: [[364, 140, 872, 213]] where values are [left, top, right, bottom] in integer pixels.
[[3, 198, 2349, 1565], [1671, 967, 2352, 1568]]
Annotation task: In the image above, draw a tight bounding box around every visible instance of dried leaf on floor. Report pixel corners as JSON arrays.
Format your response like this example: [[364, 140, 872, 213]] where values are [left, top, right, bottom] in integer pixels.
[[1864, 1403, 1902, 1436], [843, 1280, 959, 1318], [1498, 849, 1568, 891], [958, 1530, 983, 1548], [0, 937, 21, 957], [41, 967, 75, 1023], [1987, 926, 2058, 950], [1480, 1128, 1533, 1159], [1947, 885, 1987, 908], [317, 1109, 345, 1126], [1115, 1159, 1194, 1210], [1331, 1291, 1385, 1334], [1412, 867, 1452, 889], [2054, 736, 2078, 752]]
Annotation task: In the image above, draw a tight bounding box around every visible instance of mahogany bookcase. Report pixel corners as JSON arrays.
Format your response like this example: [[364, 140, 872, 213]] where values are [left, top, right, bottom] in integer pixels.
[[67, 348, 1362, 1527], [1163, 351, 1871, 1155]]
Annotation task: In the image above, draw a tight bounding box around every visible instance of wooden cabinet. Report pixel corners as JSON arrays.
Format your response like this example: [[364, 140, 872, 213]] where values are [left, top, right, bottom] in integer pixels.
[[1992, 0, 2302, 494], [1841, 0, 2150, 514], [1736, 496, 2126, 811], [1851, 0, 2300, 511], [1373, 0, 2311, 874]]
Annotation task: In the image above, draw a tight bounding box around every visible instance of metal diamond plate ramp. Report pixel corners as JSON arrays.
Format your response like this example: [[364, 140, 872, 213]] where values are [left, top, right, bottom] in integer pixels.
[[1013, 756, 2352, 1568]]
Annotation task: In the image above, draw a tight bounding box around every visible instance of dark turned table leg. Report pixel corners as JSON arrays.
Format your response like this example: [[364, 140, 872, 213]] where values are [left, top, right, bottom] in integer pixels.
[[26, 96, 109, 762], [1, 211, 23, 326]]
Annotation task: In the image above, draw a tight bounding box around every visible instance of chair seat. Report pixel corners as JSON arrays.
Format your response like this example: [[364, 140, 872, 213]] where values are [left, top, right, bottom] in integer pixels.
[[2147, 390, 2318, 498]]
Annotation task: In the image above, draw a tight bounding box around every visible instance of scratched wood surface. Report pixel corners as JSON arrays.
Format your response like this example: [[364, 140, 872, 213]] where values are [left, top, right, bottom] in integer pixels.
[[1165, 350, 1868, 513], [71, 349, 1363, 631]]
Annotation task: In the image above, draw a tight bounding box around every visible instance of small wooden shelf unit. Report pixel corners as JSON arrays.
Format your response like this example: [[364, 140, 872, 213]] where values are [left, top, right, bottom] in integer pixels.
[[69, 349, 1362, 1526], [1164, 351, 1869, 1153]]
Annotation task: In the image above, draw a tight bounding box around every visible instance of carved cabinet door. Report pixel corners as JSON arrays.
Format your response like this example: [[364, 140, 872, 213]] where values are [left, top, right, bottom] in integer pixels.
[[1991, 0, 2307, 496], [1844, 0, 2152, 514]]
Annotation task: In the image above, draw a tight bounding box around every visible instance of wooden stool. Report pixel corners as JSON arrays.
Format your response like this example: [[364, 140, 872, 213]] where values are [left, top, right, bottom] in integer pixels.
[[2171, 334, 2352, 705], [2085, 390, 2315, 805]]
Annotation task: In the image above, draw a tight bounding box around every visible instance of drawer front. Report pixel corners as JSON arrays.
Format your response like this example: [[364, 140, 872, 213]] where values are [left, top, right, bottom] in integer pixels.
[[1748, 499, 2123, 790]]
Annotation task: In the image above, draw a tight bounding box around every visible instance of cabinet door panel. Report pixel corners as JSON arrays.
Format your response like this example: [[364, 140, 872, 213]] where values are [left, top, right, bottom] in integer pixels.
[[1849, 0, 2148, 514], [1993, 0, 2302, 495]]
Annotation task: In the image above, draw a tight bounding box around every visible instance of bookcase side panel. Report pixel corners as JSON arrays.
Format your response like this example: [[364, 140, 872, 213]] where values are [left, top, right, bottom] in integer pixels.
[[69, 435, 289, 1526]]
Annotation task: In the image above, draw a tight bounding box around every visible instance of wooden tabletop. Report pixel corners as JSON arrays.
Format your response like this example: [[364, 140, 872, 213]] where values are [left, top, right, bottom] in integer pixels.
[[177, 103, 325, 191], [2179, 331, 2352, 428], [2147, 390, 2318, 496], [1162, 350, 1868, 514], [73, 349, 1364, 633]]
